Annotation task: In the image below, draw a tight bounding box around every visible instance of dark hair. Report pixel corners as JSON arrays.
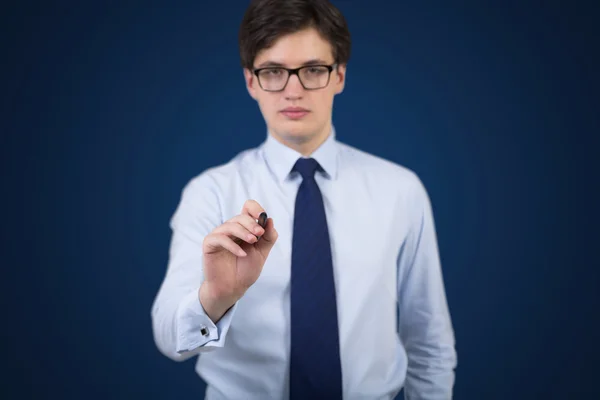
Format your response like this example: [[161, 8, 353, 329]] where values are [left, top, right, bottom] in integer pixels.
[[238, 0, 351, 70]]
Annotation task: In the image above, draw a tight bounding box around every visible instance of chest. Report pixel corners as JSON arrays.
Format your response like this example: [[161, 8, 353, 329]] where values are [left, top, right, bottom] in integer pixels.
[[225, 174, 409, 302]]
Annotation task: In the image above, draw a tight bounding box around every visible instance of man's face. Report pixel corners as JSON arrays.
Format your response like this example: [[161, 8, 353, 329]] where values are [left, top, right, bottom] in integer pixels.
[[244, 27, 346, 146]]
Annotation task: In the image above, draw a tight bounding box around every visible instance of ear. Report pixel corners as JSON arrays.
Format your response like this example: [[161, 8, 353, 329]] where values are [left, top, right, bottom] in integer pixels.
[[333, 64, 347, 95], [244, 68, 258, 100]]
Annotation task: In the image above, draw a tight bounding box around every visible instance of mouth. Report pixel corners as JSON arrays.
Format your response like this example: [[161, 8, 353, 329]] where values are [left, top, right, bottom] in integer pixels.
[[280, 108, 310, 120]]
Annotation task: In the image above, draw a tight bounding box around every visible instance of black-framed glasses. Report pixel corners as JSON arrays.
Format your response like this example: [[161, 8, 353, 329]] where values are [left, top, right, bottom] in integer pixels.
[[253, 64, 338, 92]]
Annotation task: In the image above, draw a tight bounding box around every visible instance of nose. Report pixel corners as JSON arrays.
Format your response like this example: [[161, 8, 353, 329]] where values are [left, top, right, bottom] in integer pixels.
[[283, 73, 304, 99]]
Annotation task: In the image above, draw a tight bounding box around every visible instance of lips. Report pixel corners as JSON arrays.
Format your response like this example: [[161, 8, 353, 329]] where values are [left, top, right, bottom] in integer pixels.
[[280, 107, 309, 119]]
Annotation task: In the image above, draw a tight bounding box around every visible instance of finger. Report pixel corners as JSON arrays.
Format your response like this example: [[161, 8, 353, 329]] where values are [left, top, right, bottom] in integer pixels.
[[256, 218, 278, 255], [241, 199, 266, 220], [259, 218, 277, 243], [213, 221, 258, 244], [226, 214, 265, 237], [204, 233, 247, 257]]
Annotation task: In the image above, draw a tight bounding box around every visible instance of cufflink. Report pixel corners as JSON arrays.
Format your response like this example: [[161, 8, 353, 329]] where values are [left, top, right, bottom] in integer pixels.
[[200, 325, 209, 337]]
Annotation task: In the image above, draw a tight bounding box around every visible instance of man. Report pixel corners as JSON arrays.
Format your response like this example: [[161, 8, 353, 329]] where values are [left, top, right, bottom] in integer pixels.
[[151, 0, 457, 399]]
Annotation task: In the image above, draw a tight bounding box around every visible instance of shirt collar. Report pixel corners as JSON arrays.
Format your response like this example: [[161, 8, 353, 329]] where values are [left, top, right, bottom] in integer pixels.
[[262, 126, 339, 183]]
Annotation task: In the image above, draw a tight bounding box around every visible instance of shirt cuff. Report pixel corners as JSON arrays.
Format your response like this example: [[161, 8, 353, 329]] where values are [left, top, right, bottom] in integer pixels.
[[175, 289, 238, 354]]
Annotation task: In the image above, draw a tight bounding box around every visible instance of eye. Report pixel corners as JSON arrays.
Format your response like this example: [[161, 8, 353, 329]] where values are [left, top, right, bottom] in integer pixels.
[[262, 68, 284, 76], [305, 67, 327, 75]]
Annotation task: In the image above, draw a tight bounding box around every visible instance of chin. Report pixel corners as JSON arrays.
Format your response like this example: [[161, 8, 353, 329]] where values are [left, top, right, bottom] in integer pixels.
[[275, 122, 316, 143]]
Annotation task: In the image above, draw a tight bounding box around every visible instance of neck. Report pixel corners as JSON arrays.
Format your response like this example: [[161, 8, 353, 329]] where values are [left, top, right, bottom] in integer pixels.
[[270, 122, 332, 157]]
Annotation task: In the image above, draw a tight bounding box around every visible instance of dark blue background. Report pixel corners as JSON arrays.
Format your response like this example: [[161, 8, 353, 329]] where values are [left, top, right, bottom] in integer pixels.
[[2, 1, 598, 399]]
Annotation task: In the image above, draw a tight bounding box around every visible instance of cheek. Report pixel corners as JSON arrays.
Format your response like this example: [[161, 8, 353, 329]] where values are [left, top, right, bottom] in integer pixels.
[[256, 96, 278, 118], [312, 92, 335, 114]]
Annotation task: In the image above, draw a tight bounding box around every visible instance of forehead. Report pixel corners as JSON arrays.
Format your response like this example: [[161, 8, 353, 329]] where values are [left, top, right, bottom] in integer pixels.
[[253, 27, 334, 67]]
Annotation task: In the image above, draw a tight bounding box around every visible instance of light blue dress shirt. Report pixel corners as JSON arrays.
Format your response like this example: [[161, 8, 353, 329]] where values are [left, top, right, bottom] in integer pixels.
[[151, 127, 457, 399]]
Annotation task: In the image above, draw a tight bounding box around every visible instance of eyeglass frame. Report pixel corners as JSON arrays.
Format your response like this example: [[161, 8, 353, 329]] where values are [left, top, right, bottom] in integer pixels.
[[252, 63, 339, 92]]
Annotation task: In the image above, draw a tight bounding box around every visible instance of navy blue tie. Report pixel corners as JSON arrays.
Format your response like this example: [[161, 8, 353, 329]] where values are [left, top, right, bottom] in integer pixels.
[[289, 157, 343, 399]]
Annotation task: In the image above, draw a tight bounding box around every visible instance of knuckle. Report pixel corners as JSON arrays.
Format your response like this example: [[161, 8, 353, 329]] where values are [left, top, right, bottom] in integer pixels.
[[222, 222, 238, 233], [209, 232, 225, 242], [219, 232, 231, 240], [232, 216, 249, 229], [228, 221, 243, 231], [232, 215, 248, 227], [203, 233, 216, 247]]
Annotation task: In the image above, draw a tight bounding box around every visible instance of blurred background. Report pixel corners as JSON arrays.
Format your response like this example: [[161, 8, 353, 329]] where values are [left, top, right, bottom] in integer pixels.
[[2, 1, 598, 399]]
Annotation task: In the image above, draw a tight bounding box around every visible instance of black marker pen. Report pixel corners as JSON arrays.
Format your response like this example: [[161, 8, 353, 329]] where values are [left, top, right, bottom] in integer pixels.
[[256, 211, 267, 241]]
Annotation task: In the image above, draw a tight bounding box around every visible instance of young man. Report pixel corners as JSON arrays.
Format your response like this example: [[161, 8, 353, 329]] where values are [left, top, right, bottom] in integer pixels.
[[151, 0, 457, 399]]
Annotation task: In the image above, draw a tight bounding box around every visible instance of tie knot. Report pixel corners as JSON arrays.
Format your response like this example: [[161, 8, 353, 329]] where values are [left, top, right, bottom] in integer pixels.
[[292, 157, 322, 180]]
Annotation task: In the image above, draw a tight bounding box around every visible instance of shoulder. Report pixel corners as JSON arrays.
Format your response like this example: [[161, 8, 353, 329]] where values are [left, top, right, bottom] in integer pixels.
[[179, 146, 260, 200], [336, 141, 428, 197]]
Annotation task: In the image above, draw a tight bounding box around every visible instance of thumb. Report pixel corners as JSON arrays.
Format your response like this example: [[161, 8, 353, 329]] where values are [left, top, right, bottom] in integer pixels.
[[256, 218, 278, 256]]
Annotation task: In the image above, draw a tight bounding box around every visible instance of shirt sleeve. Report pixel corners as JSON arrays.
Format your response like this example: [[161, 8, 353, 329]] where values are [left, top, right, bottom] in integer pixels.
[[397, 174, 458, 400], [174, 285, 239, 354], [151, 172, 238, 362]]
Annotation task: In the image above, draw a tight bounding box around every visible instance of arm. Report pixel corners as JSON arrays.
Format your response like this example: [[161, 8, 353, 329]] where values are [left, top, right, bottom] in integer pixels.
[[397, 175, 457, 399], [151, 174, 238, 362]]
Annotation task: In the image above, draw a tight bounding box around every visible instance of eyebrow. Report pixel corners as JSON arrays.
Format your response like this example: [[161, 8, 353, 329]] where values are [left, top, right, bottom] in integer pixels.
[[255, 59, 330, 68]]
